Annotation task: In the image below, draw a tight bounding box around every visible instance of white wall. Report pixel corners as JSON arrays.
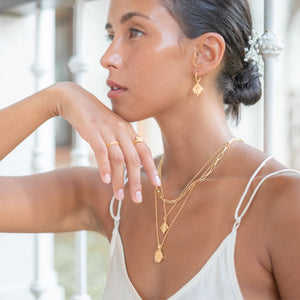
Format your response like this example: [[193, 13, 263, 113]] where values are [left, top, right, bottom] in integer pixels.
[[82, 0, 110, 107], [286, 7, 300, 168], [273, 0, 294, 165]]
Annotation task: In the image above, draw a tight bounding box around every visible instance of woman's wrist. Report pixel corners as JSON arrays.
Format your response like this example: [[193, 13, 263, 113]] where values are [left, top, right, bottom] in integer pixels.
[[45, 82, 78, 121], [43, 83, 64, 119]]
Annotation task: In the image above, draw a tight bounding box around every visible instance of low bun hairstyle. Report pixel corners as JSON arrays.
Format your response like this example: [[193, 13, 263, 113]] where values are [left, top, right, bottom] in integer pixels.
[[160, 0, 262, 121]]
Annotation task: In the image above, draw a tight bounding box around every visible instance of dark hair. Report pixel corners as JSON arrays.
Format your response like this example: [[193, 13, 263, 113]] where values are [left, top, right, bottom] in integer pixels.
[[160, 0, 262, 121]]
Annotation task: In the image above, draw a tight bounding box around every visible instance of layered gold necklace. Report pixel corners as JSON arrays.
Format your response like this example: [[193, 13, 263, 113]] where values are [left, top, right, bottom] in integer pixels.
[[154, 138, 243, 263]]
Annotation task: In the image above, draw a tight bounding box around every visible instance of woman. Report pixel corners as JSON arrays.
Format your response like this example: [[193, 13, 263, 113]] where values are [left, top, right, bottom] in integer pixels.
[[1, 0, 300, 299]]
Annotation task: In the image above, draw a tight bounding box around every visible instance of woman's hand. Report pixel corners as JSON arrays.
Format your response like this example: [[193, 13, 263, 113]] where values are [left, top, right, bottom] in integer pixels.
[[48, 82, 161, 204]]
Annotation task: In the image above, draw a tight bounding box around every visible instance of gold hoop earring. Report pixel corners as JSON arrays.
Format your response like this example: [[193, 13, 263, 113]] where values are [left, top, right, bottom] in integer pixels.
[[192, 73, 204, 96]]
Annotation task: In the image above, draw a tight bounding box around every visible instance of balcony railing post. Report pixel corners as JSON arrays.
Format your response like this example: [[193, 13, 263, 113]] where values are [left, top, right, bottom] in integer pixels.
[[68, 0, 92, 299], [261, 0, 284, 155], [30, 1, 64, 300]]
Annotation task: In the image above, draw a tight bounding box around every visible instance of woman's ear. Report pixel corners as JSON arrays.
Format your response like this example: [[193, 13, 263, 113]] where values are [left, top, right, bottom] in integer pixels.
[[192, 32, 226, 76]]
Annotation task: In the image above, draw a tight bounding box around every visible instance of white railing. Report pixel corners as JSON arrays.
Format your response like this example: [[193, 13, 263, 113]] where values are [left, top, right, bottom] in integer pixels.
[[261, 0, 284, 155], [30, 2, 63, 300], [68, 0, 92, 300]]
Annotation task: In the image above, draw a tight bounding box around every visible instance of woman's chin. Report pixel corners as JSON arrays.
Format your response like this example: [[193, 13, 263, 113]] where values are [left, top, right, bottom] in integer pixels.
[[111, 106, 137, 122], [111, 106, 150, 123]]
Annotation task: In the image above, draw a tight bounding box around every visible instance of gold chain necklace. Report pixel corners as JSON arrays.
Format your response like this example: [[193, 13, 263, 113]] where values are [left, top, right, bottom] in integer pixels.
[[157, 138, 243, 205], [157, 138, 242, 235], [154, 138, 243, 263]]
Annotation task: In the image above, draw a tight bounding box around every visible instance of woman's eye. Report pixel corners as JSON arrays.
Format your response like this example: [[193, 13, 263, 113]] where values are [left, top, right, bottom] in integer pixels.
[[129, 28, 144, 38], [105, 34, 114, 42]]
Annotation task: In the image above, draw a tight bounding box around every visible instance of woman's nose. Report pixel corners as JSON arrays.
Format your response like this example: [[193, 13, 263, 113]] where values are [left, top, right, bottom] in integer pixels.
[[100, 45, 123, 71]]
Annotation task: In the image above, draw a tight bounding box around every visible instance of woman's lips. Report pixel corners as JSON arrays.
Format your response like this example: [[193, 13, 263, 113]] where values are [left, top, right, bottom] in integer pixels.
[[106, 79, 128, 98]]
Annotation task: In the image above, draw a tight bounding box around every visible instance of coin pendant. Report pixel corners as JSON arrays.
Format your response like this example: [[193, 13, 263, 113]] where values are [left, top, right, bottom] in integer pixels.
[[160, 221, 169, 234], [154, 248, 164, 263]]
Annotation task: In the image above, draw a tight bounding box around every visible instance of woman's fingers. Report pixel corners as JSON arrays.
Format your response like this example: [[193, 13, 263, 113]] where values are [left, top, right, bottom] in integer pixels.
[[54, 83, 159, 202], [134, 142, 161, 187], [106, 141, 125, 201], [126, 125, 161, 188], [97, 131, 160, 204], [117, 134, 143, 204], [89, 136, 111, 184]]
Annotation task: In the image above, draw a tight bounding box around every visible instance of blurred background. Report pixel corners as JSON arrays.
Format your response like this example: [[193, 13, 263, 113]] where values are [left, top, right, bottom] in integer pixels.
[[0, 0, 299, 299]]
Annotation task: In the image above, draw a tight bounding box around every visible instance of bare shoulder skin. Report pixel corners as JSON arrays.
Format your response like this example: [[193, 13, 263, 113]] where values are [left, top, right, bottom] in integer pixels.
[[263, 170, 300, 299]]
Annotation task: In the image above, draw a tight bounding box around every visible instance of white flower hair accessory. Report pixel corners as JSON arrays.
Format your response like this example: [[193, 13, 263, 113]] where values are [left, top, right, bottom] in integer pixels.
[[244, 29, 264, 73], [244, 29, 284, 75]]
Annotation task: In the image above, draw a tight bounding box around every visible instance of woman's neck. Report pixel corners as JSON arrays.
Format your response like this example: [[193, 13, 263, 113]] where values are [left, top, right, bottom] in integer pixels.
[[154, 91, 234, 191]]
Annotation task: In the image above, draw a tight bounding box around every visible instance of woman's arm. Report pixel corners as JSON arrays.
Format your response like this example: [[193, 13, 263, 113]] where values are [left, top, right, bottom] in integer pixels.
[[0, 82, 160, 234], [0, 167, 110, 234], [266, 173, 300, 298], [0, 82, 160, 204], [0, 88, 54, 160]]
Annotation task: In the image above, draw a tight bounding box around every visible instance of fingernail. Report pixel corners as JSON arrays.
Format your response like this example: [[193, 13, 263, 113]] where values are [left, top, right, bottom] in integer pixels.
[[154, 175, 161, 186], [103, 173, 111, 184], [116, 189, 124, 201], [136, 191, 142, 203]]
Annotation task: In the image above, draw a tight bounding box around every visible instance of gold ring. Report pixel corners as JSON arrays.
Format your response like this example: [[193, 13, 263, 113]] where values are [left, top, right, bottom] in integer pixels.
[[106, 141, 120, 149], [133, 136, 144, 145]]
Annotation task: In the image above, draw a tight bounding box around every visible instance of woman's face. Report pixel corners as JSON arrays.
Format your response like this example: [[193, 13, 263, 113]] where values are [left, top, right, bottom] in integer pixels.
[[101, 0, 193, 122]]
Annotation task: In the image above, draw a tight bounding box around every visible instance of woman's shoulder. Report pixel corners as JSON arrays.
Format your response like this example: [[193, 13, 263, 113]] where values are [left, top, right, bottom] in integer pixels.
[[238, 142, 300, 197], [260, 160, 300, 220], [259, 162, 300, 214], [215, 142, 300, 218], [233, 141, 299, 177], [256, 159, 300, 297], [240, 144, 300, 236]]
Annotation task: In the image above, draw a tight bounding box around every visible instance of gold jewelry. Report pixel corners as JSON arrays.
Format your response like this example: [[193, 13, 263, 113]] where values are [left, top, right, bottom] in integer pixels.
[[154, 138, 243, 263], [192, 73, 204, 96], [157, 138, 243, 205], [155, 185, 194, 263], [157, 139, 239, 234], [106, 141, 120, 149], [133, 136, 144, 145]]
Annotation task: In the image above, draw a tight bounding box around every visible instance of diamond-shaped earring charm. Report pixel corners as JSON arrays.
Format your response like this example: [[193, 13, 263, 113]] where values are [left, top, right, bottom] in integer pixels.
[[193, 73, 204, 96]]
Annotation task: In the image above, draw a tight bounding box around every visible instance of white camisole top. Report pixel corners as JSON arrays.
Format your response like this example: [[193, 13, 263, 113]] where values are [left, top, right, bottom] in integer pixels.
[[102, 156, 299, 300]]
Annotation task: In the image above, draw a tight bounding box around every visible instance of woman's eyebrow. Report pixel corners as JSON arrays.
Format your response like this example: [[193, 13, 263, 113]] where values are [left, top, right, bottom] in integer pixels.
[[120, 12, 151, 23], [105, 11, 152, 30]]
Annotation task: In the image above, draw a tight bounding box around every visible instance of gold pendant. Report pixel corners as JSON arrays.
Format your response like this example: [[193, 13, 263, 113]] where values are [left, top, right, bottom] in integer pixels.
[[192, 83, 204, 96], [160, 221, 169, 234], [154, 246, 164, 263]]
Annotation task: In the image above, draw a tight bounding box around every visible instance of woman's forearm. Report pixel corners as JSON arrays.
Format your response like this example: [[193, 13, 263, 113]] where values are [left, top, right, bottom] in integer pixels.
[[0, 87, 55, 160], [0, 82, 159, 203]]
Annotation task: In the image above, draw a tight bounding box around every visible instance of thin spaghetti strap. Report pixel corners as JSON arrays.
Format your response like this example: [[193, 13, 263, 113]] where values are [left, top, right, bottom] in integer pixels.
[[109, 168, 129, 228], [239, 168, 299, 218], [232, 156, 274, 229], [233, 168, 300, 230]]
